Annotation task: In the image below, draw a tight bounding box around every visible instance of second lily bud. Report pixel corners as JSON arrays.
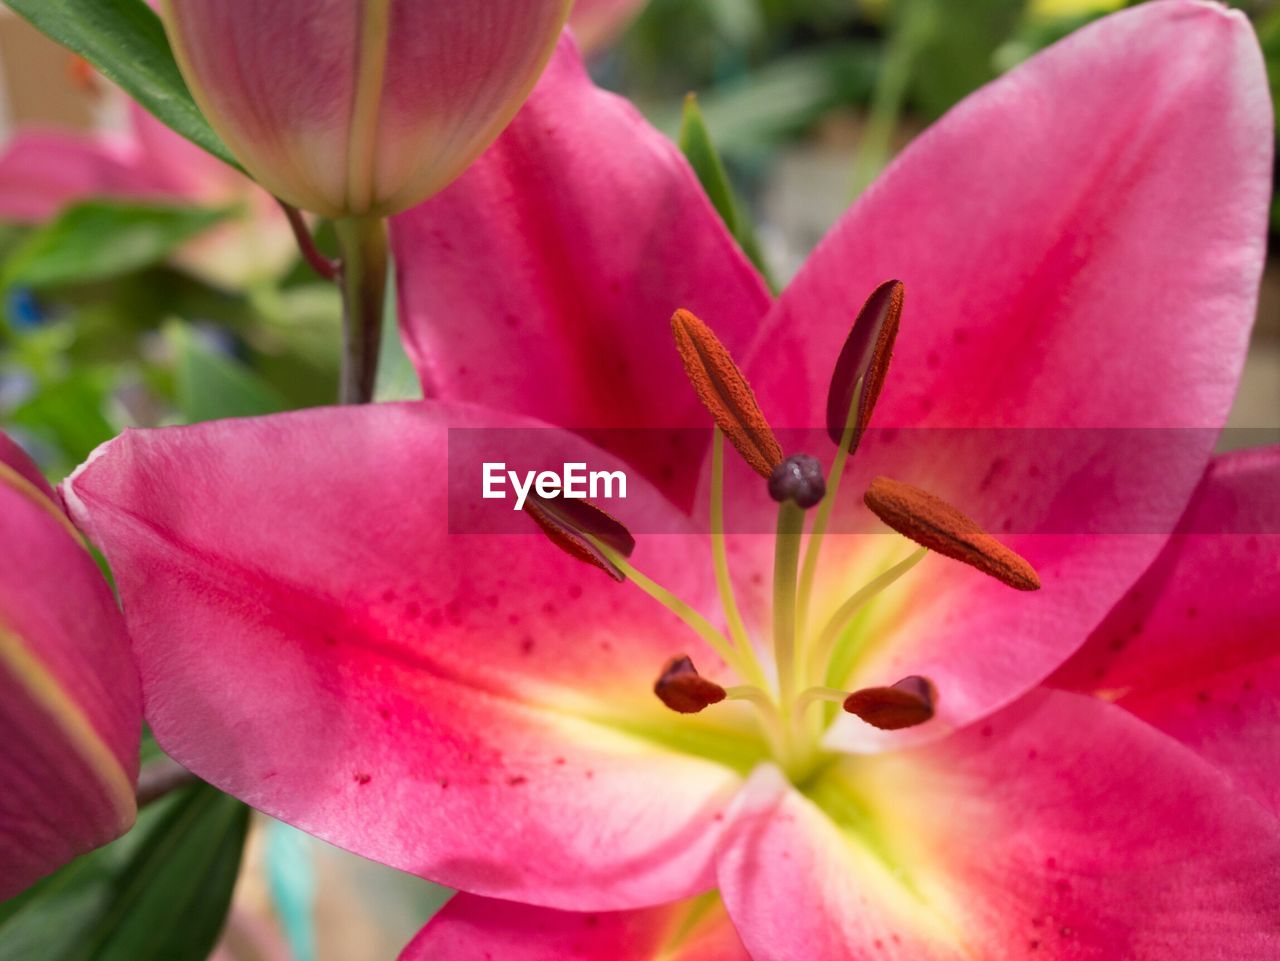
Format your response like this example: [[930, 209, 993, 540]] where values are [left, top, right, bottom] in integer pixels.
[[160, 0, 572, 217]]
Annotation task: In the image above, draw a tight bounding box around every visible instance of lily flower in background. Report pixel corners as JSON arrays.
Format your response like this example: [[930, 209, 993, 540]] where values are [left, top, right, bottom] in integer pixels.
[[62, 2, 1278, 957], [0, 431, 140, 899], [0, 101, 296, 290], [158, 0, 572, 218]]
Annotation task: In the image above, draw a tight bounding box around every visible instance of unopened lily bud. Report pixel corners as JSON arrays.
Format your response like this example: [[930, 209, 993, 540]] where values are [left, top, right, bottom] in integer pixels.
[[160, 0, 572, 217]]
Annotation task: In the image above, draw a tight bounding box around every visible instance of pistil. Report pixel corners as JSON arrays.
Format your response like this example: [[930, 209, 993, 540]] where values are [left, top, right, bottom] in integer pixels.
[[771, 500, 806, 715]]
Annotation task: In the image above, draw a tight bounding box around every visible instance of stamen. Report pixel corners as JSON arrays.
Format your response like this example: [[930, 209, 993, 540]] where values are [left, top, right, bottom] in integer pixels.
[[843, 675, 937, 730], [825, 280, 903, 454], [768, 454, 826, 509], [793, 685, 851, 714], [671, 309, 783, 478], [799, 279, 902, 638], [710, 429, 767, 688], [807, 546, 928, 682], [654, 656, 726, 714], [864, 476, 1040, 591], [589, 536, 752, 680], [524, 492, 635, 582]]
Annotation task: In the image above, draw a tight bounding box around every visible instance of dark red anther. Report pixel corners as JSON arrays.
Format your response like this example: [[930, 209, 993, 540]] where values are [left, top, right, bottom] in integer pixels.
[[524, 493, 635, 582], [826, 280, 903, 454], [843, 675, 937, 730], [654, 656, 726, 714]]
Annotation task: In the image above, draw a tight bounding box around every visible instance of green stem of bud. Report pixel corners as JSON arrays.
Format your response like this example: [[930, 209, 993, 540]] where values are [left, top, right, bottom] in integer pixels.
[[335, 215, 389, 404]]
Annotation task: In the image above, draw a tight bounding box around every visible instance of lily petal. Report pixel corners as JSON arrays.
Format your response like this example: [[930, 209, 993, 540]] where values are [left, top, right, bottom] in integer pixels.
[[392, 38, 771, 508], [400, 891, 748, 961], [1054, 446, 1280, 818], [718, 690, 1280, 959], [1, 436, 140, 898], [65, 403, 756, 910], [749, 0, 1272, 746]]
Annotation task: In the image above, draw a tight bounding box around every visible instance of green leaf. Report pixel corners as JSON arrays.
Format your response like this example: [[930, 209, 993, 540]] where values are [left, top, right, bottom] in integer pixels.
[[3, 202, 228, 290], [678, 94, 775, 289], [167, 321, 287, 423], [0, 783, 249, 961], [2, 0, 237, 168]]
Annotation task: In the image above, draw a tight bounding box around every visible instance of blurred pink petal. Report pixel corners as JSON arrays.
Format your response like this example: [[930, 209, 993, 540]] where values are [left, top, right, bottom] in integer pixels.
[[0, 434, 140, 899], [401, 892, 749, 961], [0, 129, 179, 222], [0, 103, 295, 288]]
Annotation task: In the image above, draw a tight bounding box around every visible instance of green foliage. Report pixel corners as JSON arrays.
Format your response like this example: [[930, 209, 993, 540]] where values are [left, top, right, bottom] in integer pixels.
[[0, 783, 249, 961], [3, 202, 228, 290], [906, 0, 1025, 119], [2, 0, 237, 168], [167, 321, 287, 422], [678, 94, 774, 286]]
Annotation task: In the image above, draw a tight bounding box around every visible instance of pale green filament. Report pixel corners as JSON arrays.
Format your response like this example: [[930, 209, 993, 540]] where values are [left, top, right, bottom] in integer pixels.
[[592, 539, 752, 681], [808, 547, 928, 685], [796, 374, 863, 646], [794, 685, 852, 715], [710, 429, 767, 688], [725, 685, 789, 762], [772, 501, 806, 714]]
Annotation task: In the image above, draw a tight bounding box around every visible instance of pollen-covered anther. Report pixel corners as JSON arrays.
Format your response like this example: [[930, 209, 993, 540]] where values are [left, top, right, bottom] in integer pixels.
[[654, 655, 727, 714], [671, 308, 784, 477], [863, 476, 1041, 591], [843, 675, 937, 730], [768, 454, 826, 509]]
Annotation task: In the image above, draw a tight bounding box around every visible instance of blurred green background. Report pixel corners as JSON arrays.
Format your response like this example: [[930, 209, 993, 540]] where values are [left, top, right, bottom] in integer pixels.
[[0, 1, 1275, 959]]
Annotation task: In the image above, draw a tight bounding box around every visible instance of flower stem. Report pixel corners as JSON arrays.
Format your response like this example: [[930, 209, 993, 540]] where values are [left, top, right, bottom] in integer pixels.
[[334, 215, 389, 404], [136, 756, 197, 807], [278, 200, 339, 281]]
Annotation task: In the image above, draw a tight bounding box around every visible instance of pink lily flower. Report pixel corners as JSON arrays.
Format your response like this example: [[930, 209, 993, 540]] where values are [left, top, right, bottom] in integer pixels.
[[159, 0, 572, 217], [0, 102, 296, 290], [0, 432, 140, 898], [62, 2, 1279, 956]]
